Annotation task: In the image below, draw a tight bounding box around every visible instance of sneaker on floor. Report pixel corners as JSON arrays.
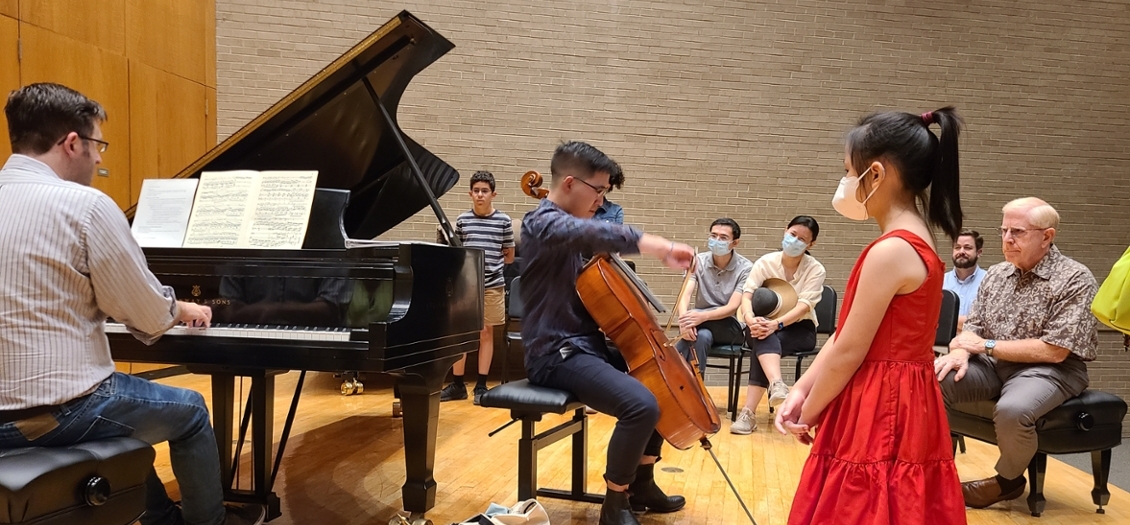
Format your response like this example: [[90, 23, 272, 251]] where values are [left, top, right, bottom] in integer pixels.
[[473, 385, 488, 405], [730, 407, 756, 435], [223, 502, 266, 525], [439, 382, 467, 402], [768, 380, 790, 408]]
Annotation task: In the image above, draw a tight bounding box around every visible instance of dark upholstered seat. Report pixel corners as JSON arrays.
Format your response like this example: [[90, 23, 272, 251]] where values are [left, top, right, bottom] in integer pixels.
[[479, 379, 601, 504], [0, 437, 154, 525], [948, 389, 1127, 516]]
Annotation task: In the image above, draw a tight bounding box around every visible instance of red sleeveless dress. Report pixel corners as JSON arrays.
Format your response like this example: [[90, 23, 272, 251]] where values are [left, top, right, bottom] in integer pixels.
[[788, 230, 967, 525]]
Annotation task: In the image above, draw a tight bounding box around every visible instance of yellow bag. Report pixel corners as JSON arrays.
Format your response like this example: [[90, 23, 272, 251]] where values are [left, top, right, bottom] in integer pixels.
[[1092, 246, 1130, 341]]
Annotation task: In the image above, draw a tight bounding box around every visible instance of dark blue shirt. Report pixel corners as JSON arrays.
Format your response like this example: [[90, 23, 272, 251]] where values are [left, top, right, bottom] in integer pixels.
[[520, 199, 642, 372]]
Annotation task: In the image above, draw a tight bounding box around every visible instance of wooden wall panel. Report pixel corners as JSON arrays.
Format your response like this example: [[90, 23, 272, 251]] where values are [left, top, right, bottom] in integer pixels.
[[18, 0, 125, 54], [0, 15, 18, 161], [128, 61, 208, 202], [204, 0, 215, 89], [20, 22, 130, 207], [125, 0, 208, 85], [0, 1, 16, 18]]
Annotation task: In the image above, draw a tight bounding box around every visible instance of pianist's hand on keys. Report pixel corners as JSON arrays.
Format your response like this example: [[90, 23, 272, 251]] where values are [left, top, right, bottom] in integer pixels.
[[176, 301, 212, 328]]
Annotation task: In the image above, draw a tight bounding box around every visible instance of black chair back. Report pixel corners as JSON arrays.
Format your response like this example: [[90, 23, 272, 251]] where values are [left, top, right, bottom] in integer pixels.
[[936, 289, 960, 346], [814, 285, 838, 335], [507, 276, 524, 320]]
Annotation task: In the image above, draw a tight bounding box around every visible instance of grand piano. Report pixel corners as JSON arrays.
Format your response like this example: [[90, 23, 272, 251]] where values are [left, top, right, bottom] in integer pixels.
[[107, 11, 481, 524]]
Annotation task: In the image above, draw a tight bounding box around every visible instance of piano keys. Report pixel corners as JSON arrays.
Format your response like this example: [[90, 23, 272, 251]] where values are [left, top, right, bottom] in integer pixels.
[[108, 11, 481, 523]]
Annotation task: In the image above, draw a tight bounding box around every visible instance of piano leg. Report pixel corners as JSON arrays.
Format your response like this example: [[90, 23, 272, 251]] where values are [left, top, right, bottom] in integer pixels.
[[207, 370, 282, 521], [391, 355, 462, 519]]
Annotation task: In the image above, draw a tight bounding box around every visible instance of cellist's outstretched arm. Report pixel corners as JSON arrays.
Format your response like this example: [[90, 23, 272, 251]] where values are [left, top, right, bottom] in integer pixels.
[[638, 233, 694, 271]]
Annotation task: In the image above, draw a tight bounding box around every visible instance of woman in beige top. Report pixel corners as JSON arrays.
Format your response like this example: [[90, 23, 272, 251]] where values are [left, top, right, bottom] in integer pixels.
[[730, 216, 827, 434]]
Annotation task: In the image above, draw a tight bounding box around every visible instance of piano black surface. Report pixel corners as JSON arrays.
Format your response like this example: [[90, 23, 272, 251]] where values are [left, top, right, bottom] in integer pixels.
[[107, 11, 481, 523]]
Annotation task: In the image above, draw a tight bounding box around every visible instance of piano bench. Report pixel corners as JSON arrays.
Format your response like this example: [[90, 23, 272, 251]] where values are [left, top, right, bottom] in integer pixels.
[[0, 437, 154, 525], [948, 389, 1127, 517], [479, 380, 602, 504]]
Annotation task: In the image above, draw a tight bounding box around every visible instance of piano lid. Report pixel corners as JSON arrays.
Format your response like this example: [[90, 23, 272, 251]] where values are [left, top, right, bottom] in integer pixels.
[[126, 11, 459, 240]]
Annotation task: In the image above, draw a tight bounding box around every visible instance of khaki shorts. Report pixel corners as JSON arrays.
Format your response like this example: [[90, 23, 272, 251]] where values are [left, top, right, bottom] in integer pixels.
[[484, 286, 506, 326]]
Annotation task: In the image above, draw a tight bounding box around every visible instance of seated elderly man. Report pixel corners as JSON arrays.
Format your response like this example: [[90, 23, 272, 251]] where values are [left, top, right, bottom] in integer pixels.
[[934, 197, 1098, 509]]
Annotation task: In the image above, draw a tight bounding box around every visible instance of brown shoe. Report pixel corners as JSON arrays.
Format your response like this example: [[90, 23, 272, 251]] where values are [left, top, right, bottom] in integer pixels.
[[961, 476, 1025, 508]]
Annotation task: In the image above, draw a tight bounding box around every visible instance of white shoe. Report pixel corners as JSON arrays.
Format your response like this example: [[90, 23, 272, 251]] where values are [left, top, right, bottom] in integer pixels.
[[730, 407, 756, 435], [768, 381, 790, 408]]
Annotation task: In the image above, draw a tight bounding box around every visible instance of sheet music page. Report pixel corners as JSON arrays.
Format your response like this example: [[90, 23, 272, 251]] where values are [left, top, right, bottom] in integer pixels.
[[182, 171, 260, 248], [245, 170, 318, 249], [131, 178, 199, 247]]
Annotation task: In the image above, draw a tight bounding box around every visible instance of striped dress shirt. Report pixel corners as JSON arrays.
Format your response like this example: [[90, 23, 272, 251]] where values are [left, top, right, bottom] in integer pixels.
[[0, 155, 178, 409]]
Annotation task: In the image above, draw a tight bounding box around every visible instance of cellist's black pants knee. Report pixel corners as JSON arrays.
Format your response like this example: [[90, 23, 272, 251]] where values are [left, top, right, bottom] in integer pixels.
[[529, 352, 663, 485]]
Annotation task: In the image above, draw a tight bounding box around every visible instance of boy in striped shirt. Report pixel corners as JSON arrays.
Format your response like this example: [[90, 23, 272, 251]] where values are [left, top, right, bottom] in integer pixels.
[[440, 171, 515, 404]]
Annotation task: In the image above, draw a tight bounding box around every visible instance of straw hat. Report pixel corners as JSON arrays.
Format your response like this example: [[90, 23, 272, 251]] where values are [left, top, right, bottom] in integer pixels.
[[750, 278, 799, 319]]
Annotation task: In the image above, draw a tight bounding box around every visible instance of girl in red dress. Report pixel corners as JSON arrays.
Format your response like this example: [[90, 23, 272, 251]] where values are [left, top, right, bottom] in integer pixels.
[[775, 107, 968, 525]]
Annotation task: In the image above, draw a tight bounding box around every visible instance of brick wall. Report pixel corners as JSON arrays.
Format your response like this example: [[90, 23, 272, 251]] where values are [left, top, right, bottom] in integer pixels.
[[215, 0, 1130, 434]]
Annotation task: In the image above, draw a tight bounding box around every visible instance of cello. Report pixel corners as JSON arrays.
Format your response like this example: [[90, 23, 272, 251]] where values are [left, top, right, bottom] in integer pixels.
[[520, 170, 757, 523]]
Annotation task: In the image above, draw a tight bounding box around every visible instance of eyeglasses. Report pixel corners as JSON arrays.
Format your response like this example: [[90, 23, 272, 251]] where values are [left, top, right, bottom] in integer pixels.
[[572, 176, 610, 197], [999, 227, 1048, 239], [79, 136, 109, 153], [56, 134, 109, 153]]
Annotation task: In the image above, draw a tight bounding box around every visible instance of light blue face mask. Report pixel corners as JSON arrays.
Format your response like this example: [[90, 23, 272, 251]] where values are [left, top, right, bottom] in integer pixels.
[[707, 238, 732, 257], [782, 233, 807, 257]]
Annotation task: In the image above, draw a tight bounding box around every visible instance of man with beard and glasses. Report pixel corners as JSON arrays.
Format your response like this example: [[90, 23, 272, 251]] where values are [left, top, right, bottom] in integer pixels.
[[943, 229, 985, 331]]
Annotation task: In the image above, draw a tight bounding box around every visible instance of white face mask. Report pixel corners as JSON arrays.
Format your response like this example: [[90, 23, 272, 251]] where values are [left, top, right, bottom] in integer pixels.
[[831, 167, 879, 221]]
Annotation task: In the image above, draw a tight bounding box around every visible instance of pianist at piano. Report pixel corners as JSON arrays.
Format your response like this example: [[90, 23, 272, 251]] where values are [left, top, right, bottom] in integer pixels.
[[0, 83, 266, 525]]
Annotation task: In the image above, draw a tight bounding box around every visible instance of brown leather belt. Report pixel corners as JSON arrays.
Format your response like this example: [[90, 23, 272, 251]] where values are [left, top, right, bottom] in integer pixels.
[[0, 404, 62, 424]]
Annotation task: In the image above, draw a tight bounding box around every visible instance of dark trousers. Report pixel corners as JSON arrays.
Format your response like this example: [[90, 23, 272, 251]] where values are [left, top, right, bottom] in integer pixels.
[[528, 351, 664, 486], [674, 317, 747, 377], [746, 320, 816, 387]]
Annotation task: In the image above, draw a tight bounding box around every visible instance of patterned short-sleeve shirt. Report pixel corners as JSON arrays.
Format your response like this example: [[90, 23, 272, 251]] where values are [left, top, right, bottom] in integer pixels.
[[964, 245, 1099, 361]]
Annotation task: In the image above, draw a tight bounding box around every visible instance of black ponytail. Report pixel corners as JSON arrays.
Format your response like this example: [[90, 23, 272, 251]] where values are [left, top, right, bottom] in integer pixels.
[[927, 107, 963, 240], [846, 106, 965, 240]]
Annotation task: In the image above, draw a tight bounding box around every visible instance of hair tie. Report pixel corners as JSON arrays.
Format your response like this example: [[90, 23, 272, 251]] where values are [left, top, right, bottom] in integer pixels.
[[921, 111, 935, 125]]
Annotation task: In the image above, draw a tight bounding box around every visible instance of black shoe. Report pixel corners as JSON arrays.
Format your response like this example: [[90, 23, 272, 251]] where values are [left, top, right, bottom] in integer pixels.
[[628, 463, 686, 513], [223, 502, 266, 525], [600, 488, 640, 525], [439, 382, 467, 402], [473, 385, 488, 405]]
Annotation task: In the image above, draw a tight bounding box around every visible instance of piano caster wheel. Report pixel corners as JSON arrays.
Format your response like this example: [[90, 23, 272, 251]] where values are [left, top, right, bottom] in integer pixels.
[[340, 379, 364, 396], [392, 400, 402, 418]]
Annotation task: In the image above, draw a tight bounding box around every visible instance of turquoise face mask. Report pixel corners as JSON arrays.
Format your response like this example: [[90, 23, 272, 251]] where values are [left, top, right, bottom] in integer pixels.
[[707, 238, 732, 256], [782, 233, 807, 257]]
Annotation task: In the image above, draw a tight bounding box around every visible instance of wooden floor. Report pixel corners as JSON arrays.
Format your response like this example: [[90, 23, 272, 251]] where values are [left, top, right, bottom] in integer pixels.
[[146, 371, 1127, 525]]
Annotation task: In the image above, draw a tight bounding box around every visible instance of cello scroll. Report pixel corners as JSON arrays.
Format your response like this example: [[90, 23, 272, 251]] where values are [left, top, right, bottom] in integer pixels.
[[520, 170, 549, 200]]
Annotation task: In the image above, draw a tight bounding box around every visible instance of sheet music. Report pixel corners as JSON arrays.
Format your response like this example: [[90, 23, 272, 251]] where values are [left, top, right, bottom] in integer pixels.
[[182, 171, 259, 248], [181, 170, 318, 249], [131, 178, 199, 247], [245, 171, 318, 249]]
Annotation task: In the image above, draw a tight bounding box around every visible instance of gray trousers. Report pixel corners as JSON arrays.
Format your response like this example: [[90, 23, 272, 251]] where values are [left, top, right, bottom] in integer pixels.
[[939, 354, 1089, 479]]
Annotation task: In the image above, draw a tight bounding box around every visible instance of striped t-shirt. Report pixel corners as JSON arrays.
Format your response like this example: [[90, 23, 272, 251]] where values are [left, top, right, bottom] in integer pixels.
[[455, 209, 514, 289]]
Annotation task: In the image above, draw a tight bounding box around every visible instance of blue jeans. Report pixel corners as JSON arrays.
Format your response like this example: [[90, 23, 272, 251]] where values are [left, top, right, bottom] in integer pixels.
[[0, 372, 225, 525]]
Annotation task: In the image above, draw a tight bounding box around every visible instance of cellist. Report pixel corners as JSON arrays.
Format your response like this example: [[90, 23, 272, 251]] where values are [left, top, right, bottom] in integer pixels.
[[519, 141, 695, 525]]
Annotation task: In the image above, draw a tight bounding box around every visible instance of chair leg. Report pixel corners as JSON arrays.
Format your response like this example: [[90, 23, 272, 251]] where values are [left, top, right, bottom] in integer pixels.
[[794, 355, 804, 385], [732, 354, 741, 420], [501, 337, 511, 385], [957, 435, 966, 454], [1027, 452, 1047, 517], [732, 352, 745, 421], [950, 434, 958, 456], [1091, 449, 1112, 514]]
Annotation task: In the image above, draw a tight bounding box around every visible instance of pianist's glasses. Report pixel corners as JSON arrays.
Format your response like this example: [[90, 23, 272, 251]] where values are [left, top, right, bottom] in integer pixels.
[[55, 133, 109, 153]]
